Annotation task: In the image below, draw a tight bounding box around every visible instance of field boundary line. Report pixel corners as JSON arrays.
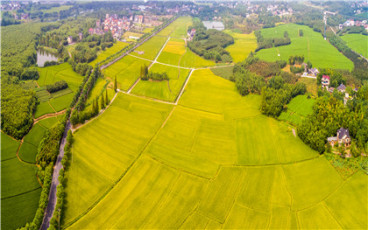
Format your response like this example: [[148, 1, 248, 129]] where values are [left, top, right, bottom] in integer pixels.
[[293, 173, 352, 212], [48, 101, 57, 113], [322, 201, 344, 229], [223, 155, 321, 168], [65, 106, 176, 229], [174, 68, 194, 105], [1, 186, 42, 200], [120, 91, 175, 105], [178, 104, 223, 116], [146, 154, 212, 180], [34, 109, 67, 124]]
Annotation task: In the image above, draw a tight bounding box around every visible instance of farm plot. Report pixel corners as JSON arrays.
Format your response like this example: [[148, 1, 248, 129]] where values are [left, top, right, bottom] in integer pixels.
[[35, 63, 83, 116], [157, 16, 192, 38], [89, 41, 128, 66], [131, 63, 190, 102], [1, 132, 20, 161], [19, 116, 61, 163], [64, 65, 367, 229], [103, 55, 151, 91], [134, 35, 168, 60], [341, 33, 368, 58], [279, 95, 315, 125], [157, 38, 216, 68], [255, 24, 354, 70], [63, 94, 173, 226], [224, 30, 257, 63], [1, 133, 41, 229]]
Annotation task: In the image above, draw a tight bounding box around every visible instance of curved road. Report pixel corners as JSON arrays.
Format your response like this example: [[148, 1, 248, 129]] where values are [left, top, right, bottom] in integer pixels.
[[40, 121, 71, 230]]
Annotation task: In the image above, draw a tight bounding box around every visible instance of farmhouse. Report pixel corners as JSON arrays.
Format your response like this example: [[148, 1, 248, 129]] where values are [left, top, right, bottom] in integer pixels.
[[321, 75, 330, 88], [337, 83, 346, 93], [327, 128, 351, 147], [308, 68, 319, 77], [67, 36, 73, 44]]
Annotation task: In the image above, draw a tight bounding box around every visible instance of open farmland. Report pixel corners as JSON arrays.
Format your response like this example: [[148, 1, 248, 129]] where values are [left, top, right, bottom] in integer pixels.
[[157, 38, 216, 67], [131, 63, 191, 101], [157, 16, 192, 38], [255, 24, 354, 70], [134, 35, 168, 60], [62, 67, 367, 229], [35, 63, 84, 117], [1, 132, 41, 229], [224, 31, 257, 63], [89, 41, 128, 66], [103, 55, 151, 91], [341, 33, 368, 58], [279, 95, 315, 125], [63, 94, 173, 226]]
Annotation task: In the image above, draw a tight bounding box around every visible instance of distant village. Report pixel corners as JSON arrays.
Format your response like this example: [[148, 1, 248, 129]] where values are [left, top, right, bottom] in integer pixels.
[[88, 13, 171, 41]]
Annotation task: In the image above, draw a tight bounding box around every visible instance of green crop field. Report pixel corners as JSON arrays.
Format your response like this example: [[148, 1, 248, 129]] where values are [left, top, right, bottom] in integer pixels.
[[35, 63, 83, 116], [1, 132, 41, 229], [89, 41, 129, 66], [1, 132, 20, 161], [341, 33, 368, 58], [63, 94, 173, 226], [255, 24, 354, 70], [103, 55, 151, 91], [279, 95, 315, 125], [224, 31, 257, 63], [40, 5, 73, 13], [134, 35, 168, 60], [34, 101, 55, 118], [131, 63, 190, 101]]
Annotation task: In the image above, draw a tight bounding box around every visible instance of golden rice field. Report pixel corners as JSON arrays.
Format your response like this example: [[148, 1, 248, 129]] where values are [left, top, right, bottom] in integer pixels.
[[224, 30, 257, 63], [62, 68, 367, 229]]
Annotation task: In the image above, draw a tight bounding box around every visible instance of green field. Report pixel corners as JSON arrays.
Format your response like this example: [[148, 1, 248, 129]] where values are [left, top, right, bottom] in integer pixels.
[[131, 63, 191, 101], [134, 35, 168, 60], [1, 133, 41, 229], [279, 95, 315, 125], [224, 31, 257, 63], [103, 55, 151, 91], [36, 63, 84, 116], [89, 41, 129, 66], [341, 33, 368, 58], [255, 24, 354, 70], [40, 5, 73, 13]]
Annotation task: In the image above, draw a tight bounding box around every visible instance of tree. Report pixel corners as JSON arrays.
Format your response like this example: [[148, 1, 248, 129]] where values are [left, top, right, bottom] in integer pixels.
[[114, 77, 117, 92], [100, 95, 105, 109], [299, 29, 304, 37], [105, 90, 109, 105]]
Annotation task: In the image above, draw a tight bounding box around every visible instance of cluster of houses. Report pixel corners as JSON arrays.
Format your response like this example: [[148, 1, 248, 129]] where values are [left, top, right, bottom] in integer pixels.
[[339, 19, 368, 31], [321, 75, 359, 105], [88, 14, 166, 40], [267, 4, 293, 17], [187, 28, 196, 41]]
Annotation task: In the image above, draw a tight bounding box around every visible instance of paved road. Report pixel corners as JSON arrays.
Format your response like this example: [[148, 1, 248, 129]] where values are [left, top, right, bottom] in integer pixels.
[[40, 121, 71, 230]]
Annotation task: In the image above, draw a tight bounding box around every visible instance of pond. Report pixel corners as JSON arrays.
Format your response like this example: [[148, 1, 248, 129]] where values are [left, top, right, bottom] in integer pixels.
[[37, 49, 59, 67]]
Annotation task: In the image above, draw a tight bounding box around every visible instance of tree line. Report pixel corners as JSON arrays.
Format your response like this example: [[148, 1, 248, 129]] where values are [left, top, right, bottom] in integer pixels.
[[187, 21, 234, 63], [254, 30, 291, 52]]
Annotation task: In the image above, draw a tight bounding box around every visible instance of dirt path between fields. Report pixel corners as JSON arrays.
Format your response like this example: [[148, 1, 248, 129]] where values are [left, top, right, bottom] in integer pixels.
[[33, 109, 67, 124]]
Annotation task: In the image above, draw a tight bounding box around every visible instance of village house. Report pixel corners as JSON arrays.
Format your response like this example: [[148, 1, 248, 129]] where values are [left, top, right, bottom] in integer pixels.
[[327, 128, 351, 147], [308, 68, 319, 77], [79, 33, 83, 41], [67, 36, 73, 44], [337, 83, 346, 93], [321, 75, 330, 89]]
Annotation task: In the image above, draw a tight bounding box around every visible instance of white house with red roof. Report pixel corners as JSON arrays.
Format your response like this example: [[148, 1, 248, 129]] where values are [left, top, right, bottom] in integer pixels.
[[321, 75, 330, 89]]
